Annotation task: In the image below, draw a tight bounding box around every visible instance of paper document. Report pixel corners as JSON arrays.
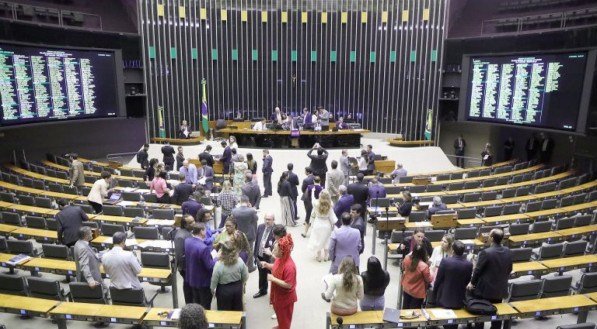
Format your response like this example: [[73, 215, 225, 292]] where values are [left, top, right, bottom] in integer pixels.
[[168, 309, 181, 320], [431, 309, 456, 319], [137, 240, 172, 250], [146, 219, 175, 227]]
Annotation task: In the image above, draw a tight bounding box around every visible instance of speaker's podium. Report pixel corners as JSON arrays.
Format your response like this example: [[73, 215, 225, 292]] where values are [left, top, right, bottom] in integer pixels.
[[431, 213, 457, 229]]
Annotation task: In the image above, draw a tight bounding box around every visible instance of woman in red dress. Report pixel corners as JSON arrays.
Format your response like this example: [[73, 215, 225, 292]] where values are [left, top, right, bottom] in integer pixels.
[[261, 233, 297, 329]]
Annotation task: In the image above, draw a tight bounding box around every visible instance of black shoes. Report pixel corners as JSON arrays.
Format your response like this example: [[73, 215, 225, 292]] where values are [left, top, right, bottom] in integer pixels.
[[253, 291, 267, 298]]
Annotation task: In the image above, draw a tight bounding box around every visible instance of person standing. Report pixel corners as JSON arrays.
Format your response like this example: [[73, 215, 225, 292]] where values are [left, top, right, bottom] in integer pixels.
[[253, 213, 276, 298], [182, 192, 203, 222], [398, 228, 434, 258], [433, 241, 473, 329], [350, 204, 366, 254], [301, 169, 320, 238], [186, 223, 216, 309], [347, 173, 369, 211], [68, 153, 85, 189], [286, 163, 300, 221], [326, 160, 345, 204], [211, 241, 249, 311], [277, 172, 296, 226], [525, 134, 539, 161], [219, 141, 232, 175], [503, 137, 515, 161], [454, 135, 466, 168], [262, 149, 273, 197], [481, 143, 494, 166], [429, 234, 454, 281], [339, 150, 351, 186], [308, 190, 337, 262], [179, 160, 198, 187], [539, 132, 554, 164], [262, 233, 297, 329], [246, 153, 258, 174], [102, 232, 142, 290], [360, 256, 390, 311], [161, 142, 176, 171], [333, 185, 354, 224], [401, 245, 432, 309], [87, 171, 113, 214], [172, 173, 194, 205], [232, 195, 258, 273], [241, 172, 261, 209], [319, 107, 330, 131], [233, 154, 248, 197], [467, 229, 512, 329], [217, 181, 238, 229], [144, 158, 159, 182], [176, 146, 185, 172], [307, 143, 329, 184], [329, 213, 362, 274], [174, 215, 195, 304], [56, 200, 89, 247], [73, 227, 102, 288], [366, 145, 376, 175], [199, 145, 215, 167], [136, 144, 149, 169]]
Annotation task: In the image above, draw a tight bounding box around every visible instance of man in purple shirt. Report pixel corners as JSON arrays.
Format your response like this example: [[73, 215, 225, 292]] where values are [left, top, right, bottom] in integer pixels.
[[185, 223, 215, 309], [367, 177, 387, 206], [333, 185, 354, 227], [179, 160, 198, 186], [182, 192, 203, 222]]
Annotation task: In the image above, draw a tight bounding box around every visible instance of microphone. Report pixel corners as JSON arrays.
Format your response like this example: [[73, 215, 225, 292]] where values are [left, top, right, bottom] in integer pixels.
[[336, 317, 343, 328]]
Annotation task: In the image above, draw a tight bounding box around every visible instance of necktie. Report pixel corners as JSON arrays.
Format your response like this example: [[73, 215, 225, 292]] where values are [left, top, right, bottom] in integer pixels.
[[259, 227, 271, 257]]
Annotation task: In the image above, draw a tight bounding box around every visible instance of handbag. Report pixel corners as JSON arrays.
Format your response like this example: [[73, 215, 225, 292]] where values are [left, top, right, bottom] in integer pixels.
[[464, 291, 497, 315]]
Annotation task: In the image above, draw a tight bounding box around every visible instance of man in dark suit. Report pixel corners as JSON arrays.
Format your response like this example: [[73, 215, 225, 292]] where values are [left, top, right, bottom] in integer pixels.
[[366, 145, 376, 175], [185, 223, 215, 309], [433, 241, 473, 329], [174, 215, 195, 304], [56, 200, 89, 247], [454, 135, 466, 168], [161, 142, 176, 171], [525, 134, 539, 161], [262, 149, 273, 197], [286, 163, 300, 221], [538, 132, 555, 164], [241, 172, 261, 209], [307, 143, 329, 184], [347, 173, 369, 211], [252, 213, 276, 298], [333, 185, 354, 227], [232, 195, 258, 272], [301, 166, 315, 195], [198, 145, 214, 167], [219, 141, 232, 175], [172, 173, 194, 205], [137, 144, 149, 169], [467, 229, 512, 329]]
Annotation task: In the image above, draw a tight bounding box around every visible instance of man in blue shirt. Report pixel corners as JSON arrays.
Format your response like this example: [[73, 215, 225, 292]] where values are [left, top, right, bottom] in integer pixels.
[[179, 160, 198, 186]]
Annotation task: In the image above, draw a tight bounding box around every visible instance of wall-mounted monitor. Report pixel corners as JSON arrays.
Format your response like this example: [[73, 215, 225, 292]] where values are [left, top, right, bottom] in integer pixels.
[[459, 50, 596, 134], [0, 42, 124, 127]]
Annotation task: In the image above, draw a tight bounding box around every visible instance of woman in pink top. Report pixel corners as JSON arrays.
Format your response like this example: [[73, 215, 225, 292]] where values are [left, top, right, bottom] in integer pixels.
[[401, 244, 432, 309], [150, 171, 171, 203]]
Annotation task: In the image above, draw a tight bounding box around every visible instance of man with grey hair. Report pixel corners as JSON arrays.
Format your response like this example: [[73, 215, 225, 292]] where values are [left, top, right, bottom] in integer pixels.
[[232, 195, 258, 272], [241, 171, 261, 209], [427, 196, 448, 219], [326, 160, 345, 204], [339, 149, 351, 185], [74, 226, 102, 288], [390, 163, 408, 184], [333, 185, 354, 227], [253, 213, 276, 298], [102, 232, 142, 290]]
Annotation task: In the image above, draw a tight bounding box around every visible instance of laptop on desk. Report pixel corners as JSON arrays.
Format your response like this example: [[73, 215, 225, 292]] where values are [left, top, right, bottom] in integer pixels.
[[104, 192, 122, 205]]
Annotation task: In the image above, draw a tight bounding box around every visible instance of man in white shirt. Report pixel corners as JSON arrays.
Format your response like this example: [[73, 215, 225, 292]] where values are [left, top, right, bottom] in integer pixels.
[[102, 232, 142, 290], [252, 119, 267, 131], [87, 171, 113, 214]]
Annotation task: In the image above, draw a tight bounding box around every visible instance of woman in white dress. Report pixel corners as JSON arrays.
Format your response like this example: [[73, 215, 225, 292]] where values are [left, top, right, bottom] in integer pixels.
[[308, 190, 337, 262], [429, 233, 454, 284]]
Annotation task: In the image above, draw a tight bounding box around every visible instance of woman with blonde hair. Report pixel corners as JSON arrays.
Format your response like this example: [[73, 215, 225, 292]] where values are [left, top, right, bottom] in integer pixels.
[[429, 233, 454, 280], [210, 240, 248, 311], [307, 190, 337, 261], [322, 256, 363, 316], [217, 180, 238, 228]]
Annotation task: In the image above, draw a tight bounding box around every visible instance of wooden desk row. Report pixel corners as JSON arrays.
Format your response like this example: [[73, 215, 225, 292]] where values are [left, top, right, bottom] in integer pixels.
[[6, 164, 93, 188], [326, 294, 596, 328], [0, 293, 245, 328], [0, 253, 171, 284], [366, 159, 519, 180], [41, 160, 143, 182], [510, 254, 597, 277]]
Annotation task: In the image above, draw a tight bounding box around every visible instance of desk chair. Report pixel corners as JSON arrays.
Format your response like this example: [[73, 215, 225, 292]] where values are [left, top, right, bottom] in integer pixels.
[[557, 323, 596, 329], [509, 223, 530, 236], [522, 172, 534, 182], [390, 230, 413, 244], [143, 194, 158, 203], [483, 205, 503, 217], [450, 173, 463, 180], [541, 276, 572, 298], [140, 252, 172, 292], [482, 178, 497, 188], [534, 182, 556, 194], [27, 277, 69, 301], [100, 223, 126, 236], [589, 190, 597, 202], [515, 186, 530, 197], [124, 207, 145, 218], [479, 169, 491, 177], [408, 211, 426, 222], [82, 222, 99, 229], [122, 192, 142, 202], [502, 203, 521, 215], [109, 287, 158, 307], [426, 184, 443, 193], [442, 195, 459, 204], [494, 166, 512, 174], [531, 221, 552, 234], [463, 193, 480, 203], [409, 185, 426, 194], [32, 179, 46, 190], [45, 218, 58, 231], [34, 197, 53, 209], [7, 240, 38, 256], [454, 227, 478, 240], [513, 162, 527, 171], [558, 177, 578, 190], [77, 204, 95, 214], [47, 183, 63, 193], [508, 279, 543, 301], [119, 168, 135, 177], [152, 209, 175, 220], [467, 171, 480, 178], [510, 248, 533, 262], [575, 273, 597, 294], [526, 201, 542, 212], [8, 174, 20, 185], [55, 172, 68, 180], [398, 176, 413, 184], [535, 243, 564, 260], [436, 174, 451, 181], [501, 188, 516, 198], [496, 176, 510, 185], [481, 191, 498, 201], [457, 208, 477, 219], [447, 182, 464, 191], [69, 282, 108, 304], [573, 193, 587, 205], [45, 168, 57, 178], [574, 215, 592, 227], [42, 244, 70, 260], [17, 195, 35, 206], [20, 177, 33, 188], [25, 216, 46, 229], [0, 237, 6, 252], [133, 226, 159, 240], [464, 181, 481, 189], [1, 211, 22, 226], [161, 227, 175, 240], [562, 240, 587, 257], [425, 230, 446, 242], [532, 171, 545, 180], [541, 199, 557, 210], [577, 173, 589, 185], [118, 180, 137, 188], [0, 191, 16, 203], [560, 195, 576, 207], [555, 217, 575, 230], [62, 185, 78, 195], [81, 186, 91, 196], [385, 186, 403, 195], [511, 175, 523, 184], [0, 274, 28, 296], [102, 205, 124, 217]]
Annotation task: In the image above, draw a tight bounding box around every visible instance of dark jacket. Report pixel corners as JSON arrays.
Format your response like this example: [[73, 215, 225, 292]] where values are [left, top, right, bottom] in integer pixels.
[[398, 201, 413, 217], [347, 182, 369, 210], [287, 171, 299, 199], [454, 138, 466, 155], [334, 194, 355, 221], [262, 155, 273, 174], [278, 180, 293, 198], [176, 152, 185, 172], [174, 228, 192, 270], [433, 255, 473, 309], [199, 151, 214, 167], [181, 199, 203, 221], [351, 215, 366, 254], [56, 205, 89, 246], [361, 269, 390, 297], [220, 146, 232, 173], [136, 150, 149, 169], [471, 244, 513, 301], [232, 205, 258, 242], [427, 203, 448, 218], [254, 223, 276, 261], [184, 237, 215, 288], [241, 180, 261, 209], [172, 182, 194, 205], [367, 151, 376, 172], [301, 174, 315, 194], [161, 145, 176, 164], [402, 236, 433, 258], [307, 148, 328, 175]]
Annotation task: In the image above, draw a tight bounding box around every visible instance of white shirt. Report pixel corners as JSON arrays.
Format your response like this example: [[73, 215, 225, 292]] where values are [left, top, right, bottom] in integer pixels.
[[323, 273, 364, 310], [87, 179, 109, 204], [102, 246, 142, 290], [358, 157, 368, 171], [253, 121, 266, 131]]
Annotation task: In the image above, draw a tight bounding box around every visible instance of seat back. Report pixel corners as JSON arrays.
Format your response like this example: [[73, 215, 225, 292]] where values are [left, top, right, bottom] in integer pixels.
[[27, 277, 65, 300], [515, 186, 530, 197], [46, 217, 58, 231], [573, 193, 587, 205], [122, 192, 142, 202], [588, 190, 597, 202], [48, 183, 63, 193], [32, 179, 46, 190], [0, 274, 28, 296], [152, 209, 175, 220], [25, 215, 46, 229], [538, 243, 564, 260], [398, 176, 413, 184], [502, 204, 520, 215], [0, 237, 6, 251], [563, 240, 587, 257], [558, 177, 578, 190], [0, 191, 16, 203], [69, 282, 107, 304], [447, 182, 464, 191], [7, 240, 35, 255], [463, 181, 480, 189], [42, 244, 70, 259], [481, 191, 497, 201], [133, 226, 159, 240], [478, 169, 491, 177], [17, 195, 35, 206], [124, 207, 145, 218], [513, 162, 527, 171], [454, 227, 477, 240], [525, 201, 542, 212], [390, 230, 413, 244], [142, 194, 158, 203], [531, 221, 552, 233], [457, 208, 477, 219], [501, 188, 516, 198], [34, 197, 53, 208], [436, 174, 451, 181], [467, 171, 480, 178], [510, 175, 523, 184], [442, 195, 459, 204], [1, 211, 22, 226], [541, 198, 557, 210], [462, 193, 480, 203], [78, 204, 95, 214], [577, 272, 597, 294], [560, 195, 575, 207], [409, 185, 426, 194], [509, 223, 530, 236], [109, 287, 146, 306], [425, 230, 446, 242], [542, 276, 572, 298], [102, 205, 124, 217], [510, 247, 533, 262], [408, 211, 427, 222], [426, 184, 443, 193], [509, 279, 543, 302], [140, 252, 170, 269], [449, 173, 463, 180], [483, 205, 503, 217], [574, 215, 593, 227], [555, 217, 575, 230], [100, 223, 126, 236], [494, 166, 512, 174], [496, 177, 510, 185]]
